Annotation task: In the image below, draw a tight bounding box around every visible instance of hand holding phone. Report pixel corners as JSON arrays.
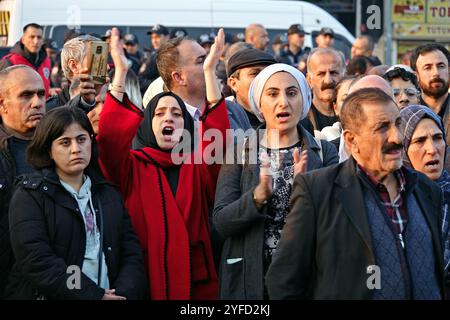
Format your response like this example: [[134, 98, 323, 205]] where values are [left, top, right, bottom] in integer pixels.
[[86, 41, 109, 84]]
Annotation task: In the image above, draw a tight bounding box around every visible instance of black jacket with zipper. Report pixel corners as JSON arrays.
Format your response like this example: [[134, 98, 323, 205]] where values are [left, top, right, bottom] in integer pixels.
[[5, 167, 148, 300], [0, 125, 23, 297]]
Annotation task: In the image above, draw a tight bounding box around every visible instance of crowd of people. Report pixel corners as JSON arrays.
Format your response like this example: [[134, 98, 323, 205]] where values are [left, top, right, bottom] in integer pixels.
[[0, 20, 449, 300]]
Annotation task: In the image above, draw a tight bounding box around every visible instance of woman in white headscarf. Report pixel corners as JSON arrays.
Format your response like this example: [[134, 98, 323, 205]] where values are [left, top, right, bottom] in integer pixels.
[[213, 63, 338, 299]]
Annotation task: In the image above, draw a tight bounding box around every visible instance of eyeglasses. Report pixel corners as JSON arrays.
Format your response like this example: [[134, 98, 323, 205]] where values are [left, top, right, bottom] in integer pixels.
[[392, 88, 420, 97]]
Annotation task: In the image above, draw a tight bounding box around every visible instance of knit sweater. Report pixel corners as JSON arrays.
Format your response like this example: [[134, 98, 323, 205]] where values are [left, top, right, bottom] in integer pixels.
[[363, 184, 441, 300]]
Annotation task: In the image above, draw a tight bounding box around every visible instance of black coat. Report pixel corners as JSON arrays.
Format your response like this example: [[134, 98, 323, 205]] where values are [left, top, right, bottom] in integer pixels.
[[0, 125, 23, 297], [5, 168, 148, 300], [1, 95, 103, 297], [266, 158, 445, 299]]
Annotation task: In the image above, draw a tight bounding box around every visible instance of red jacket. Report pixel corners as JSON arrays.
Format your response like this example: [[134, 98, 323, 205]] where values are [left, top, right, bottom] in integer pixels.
[[98, 93, 229, 300], [2, 43, 51, 97]]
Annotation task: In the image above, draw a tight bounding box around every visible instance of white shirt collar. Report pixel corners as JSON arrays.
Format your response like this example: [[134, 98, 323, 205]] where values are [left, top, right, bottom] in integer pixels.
[[184, 102, 201, 121]]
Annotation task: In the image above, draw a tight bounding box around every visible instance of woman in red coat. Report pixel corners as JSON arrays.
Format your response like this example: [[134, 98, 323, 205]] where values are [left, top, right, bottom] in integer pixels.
[[97, 28, 228, 299]]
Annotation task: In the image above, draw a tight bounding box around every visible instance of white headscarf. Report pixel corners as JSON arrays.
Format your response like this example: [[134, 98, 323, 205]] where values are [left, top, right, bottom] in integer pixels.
[[248, 63, 312, 122], [385, 64, 414, 74]]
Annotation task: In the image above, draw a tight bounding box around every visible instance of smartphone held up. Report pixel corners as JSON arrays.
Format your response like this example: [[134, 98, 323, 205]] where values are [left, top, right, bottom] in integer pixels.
[[86, 41, 109, 84]]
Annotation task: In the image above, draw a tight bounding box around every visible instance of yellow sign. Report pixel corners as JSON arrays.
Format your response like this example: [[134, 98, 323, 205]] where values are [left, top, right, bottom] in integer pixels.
[[0, 11, 10, 36], [392, 0, 426, 23], [394, 23, 450, 38], [427, 0, 450, 24]]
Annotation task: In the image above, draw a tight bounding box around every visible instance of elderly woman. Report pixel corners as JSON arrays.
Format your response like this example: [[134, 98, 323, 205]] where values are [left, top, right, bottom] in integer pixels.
[[399, 105, 450, 289], [213, 63, 339, 299]]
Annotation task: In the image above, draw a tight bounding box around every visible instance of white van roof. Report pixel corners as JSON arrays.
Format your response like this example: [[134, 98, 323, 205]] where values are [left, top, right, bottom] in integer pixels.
[[1, 0, 354, 46]]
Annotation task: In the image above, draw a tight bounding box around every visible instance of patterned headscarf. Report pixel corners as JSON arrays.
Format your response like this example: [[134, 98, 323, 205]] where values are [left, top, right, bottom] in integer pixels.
[[399, 104, 446, 167], [400, 104, 450, 270]]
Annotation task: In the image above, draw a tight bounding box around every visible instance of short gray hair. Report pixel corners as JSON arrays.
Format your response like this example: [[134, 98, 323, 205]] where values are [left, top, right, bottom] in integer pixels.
[[61, 34, 100, 81], [306, 48, 345, 75]]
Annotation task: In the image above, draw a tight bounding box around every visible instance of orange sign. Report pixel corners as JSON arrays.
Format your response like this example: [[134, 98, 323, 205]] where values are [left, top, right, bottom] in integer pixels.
[[394, 23, 450, 38]]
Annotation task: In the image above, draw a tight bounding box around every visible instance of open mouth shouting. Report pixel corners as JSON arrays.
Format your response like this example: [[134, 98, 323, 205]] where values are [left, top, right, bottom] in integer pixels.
[[162, 126, 175, 141], [276, 112, 291, 123], [424, 159, 440, 170]]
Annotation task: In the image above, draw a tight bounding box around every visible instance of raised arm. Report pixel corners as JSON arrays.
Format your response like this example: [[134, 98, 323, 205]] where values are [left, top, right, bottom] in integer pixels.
[[97, 27, 143, 196], [198, 29, 230, 188], [109, 27, 129, 102], [203, 28, 224, 106]]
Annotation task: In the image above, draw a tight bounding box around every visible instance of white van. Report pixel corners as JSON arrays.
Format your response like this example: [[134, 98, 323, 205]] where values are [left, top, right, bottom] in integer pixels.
[[0, 0, 355, 57]]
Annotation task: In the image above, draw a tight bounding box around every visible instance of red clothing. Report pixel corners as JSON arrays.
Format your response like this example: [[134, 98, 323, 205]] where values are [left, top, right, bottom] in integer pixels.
[[98, 93, 229, 300], [3, 52, 51, 98]]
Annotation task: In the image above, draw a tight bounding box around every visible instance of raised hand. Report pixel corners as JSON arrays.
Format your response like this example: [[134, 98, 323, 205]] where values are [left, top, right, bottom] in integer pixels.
[[293, 148, 308, 178], [77, 70, 97, 105], [109, 27, 128, 101], [203, 28, 225, 72], [109, 27, 128, 73], [203, 28, 225, 105], [253, 151, 273, 209]]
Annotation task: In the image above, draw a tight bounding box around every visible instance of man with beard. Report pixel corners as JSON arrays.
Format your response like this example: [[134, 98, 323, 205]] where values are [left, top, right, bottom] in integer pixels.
[[411, 44, 450, 145], [266, 88, 445, 299], [0, 65, 46, 297], [302, 48, 344, 133]]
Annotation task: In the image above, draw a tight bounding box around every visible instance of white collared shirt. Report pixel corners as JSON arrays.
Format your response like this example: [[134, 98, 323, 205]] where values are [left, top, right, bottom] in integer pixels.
[[185, 102, 202, 122]]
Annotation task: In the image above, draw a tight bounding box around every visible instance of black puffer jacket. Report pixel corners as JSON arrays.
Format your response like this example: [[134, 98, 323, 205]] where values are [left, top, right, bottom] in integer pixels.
[[5, 168, 148, 300], [0, 96, 101, 297], [0, 125, 22, 297]]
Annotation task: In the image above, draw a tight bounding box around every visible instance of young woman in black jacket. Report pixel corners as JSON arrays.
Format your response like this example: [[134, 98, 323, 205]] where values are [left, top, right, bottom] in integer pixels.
[[5, 106, 147, 300]]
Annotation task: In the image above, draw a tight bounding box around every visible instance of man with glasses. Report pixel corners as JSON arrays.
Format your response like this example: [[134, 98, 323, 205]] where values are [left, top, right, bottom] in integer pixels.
[[383, 65, 421, 109]]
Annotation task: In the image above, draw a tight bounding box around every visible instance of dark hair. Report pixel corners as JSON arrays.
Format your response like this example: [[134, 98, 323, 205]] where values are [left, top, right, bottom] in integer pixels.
[[63, 28, 81, 44], [27, 107, 95, 170], [156, 36, 191, 90], [346, 55, 372, 76], [341, 88, 396, 132], [410, 43, 450, 71], [23, 23, 43, 33], [382, 67, 420, 91]]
